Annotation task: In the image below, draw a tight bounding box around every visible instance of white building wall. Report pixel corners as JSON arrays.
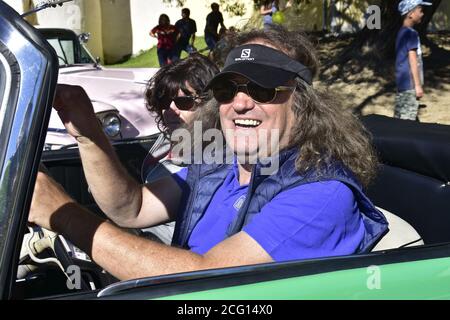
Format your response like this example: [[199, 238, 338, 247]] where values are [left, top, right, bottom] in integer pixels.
[[4, 0, 23, 13], [4, 0, 84, 32], [5, 0, 254, 56]]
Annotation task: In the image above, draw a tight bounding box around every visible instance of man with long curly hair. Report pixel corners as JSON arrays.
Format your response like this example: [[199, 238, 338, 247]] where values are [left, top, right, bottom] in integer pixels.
[[29, 25, 388, 281]]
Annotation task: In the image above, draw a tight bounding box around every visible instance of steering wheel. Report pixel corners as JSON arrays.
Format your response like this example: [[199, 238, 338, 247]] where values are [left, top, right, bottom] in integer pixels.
[[19, 224, 92, 290], [18, 163, 91, 290]]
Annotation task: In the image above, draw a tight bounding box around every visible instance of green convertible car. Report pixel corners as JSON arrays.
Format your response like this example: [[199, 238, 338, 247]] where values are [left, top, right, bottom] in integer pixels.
[[0, 0, 449, 300]]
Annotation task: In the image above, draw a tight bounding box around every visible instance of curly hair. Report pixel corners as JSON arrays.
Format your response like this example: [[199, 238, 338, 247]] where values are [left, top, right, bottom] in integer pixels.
[[145, 53, 219, 135], [208, 25, 378, 187]]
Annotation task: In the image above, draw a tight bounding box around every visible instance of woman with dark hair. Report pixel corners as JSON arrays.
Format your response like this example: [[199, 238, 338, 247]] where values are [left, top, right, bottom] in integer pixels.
[[139, 54, 219, 244], [142, 53, 219, 183], [150, 14, 178, 66]]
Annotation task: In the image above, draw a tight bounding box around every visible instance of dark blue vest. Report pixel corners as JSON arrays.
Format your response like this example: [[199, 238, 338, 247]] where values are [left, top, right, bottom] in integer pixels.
[[172, 148, 388, 253]]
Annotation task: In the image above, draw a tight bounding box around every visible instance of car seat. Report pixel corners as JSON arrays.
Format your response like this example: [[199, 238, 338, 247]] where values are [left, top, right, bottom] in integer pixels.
[[372, 207, 424, 251]]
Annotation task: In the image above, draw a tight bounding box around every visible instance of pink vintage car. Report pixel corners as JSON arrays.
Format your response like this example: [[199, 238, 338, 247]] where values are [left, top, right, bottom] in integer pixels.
[[40, 28, 160, 150]]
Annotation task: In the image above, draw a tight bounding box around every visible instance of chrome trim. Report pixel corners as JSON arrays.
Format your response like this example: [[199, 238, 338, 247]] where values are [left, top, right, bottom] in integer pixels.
[[97, 262, 283, 298], [0, 53, 11, 135]]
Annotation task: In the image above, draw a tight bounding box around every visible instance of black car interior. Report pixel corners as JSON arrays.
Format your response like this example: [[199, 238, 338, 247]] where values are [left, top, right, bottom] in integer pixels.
[[363, 114, 450, 245], [41, 138, 157, 217]]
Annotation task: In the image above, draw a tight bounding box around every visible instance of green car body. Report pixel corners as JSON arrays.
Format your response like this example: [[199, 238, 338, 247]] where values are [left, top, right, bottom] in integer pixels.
[[162, 258, 450, 300]]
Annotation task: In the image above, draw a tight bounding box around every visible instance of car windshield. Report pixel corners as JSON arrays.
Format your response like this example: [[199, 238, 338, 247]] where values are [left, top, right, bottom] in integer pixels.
[[47, 38, 76, 65], [46, 36, 95, 67]]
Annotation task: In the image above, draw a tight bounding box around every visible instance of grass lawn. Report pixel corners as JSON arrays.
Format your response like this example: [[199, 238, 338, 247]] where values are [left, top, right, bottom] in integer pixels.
[[108, 36, 209, 68]]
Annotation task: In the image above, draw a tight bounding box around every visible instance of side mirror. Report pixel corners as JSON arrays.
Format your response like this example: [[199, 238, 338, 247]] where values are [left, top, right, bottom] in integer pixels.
[[78, 32, 91, 44]]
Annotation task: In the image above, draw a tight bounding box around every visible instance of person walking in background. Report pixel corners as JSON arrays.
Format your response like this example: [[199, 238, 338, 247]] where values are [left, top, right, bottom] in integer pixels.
[[394, 0, 432, 121], [174, 8, 197, 60], [204, 2, 226, 52], [260, 0, 279, 29], [210, 26, 238, 67], [150, 14, 178, 67]]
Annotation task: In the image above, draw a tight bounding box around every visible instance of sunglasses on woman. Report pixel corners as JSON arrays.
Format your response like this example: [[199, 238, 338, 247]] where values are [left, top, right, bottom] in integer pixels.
[[211, 79, 296, 104], [161, 95, 202, 111]]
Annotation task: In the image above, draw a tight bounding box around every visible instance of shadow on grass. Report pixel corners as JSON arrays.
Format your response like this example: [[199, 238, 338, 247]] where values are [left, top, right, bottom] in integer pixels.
[[353, 83, 396, 116], [316, 31, 450, 116]]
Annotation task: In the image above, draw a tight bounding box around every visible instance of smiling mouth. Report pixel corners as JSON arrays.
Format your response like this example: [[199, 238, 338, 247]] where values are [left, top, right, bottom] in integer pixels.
[[234, 119, 262, 128]]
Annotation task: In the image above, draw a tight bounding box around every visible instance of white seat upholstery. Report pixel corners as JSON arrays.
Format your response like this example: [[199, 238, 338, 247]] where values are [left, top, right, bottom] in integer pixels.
[[371, 207, 424, 251]]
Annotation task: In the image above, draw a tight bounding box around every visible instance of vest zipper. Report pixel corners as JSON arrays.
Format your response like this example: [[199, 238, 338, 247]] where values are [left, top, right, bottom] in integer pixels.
[[179, 177, 198, 248], [227, 165, 258, 236], [179, 165, 228, 247]]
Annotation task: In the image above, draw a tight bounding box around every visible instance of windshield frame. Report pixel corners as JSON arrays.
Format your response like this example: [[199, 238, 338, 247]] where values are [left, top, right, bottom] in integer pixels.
[[0, 49, 11, 136], [0, 1, 59, 299]]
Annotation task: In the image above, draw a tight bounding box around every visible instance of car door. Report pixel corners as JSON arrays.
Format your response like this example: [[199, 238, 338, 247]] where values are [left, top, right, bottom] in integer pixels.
[[0, 1, 58, 300]]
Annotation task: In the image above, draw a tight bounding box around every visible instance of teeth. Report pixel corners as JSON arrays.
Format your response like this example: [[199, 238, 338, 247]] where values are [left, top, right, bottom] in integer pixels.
[[234, 119, 261, 127]]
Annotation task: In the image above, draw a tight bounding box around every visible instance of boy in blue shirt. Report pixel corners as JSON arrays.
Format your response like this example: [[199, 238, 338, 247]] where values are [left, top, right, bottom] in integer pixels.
[[395, 0, 432, 120]]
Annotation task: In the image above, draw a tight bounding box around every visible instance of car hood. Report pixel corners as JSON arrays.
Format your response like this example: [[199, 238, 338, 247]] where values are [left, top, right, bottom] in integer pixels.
[[57, 65, 160, 138]]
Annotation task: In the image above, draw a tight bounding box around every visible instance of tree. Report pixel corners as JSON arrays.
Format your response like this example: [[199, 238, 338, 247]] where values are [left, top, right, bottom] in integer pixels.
[[162, 0, 247, 17]]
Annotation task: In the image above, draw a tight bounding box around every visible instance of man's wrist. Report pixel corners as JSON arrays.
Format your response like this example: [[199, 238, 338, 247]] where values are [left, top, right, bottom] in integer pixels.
[[55, 202, 107, 258], [76, 125, 108, 146], [50, 200, 79, 234]]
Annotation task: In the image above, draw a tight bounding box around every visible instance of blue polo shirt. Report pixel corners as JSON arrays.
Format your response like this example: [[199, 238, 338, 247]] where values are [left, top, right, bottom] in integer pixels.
[[174, 162, 366, 262]]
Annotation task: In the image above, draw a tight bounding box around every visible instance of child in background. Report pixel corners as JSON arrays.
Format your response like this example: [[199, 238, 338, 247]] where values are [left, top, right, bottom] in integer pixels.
[[394, 0, 432, 120]]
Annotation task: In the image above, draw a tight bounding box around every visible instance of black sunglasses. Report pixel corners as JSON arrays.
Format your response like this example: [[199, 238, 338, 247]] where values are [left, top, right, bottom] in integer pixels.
[[211, 79, 296, 104], [161, 95, 200, 111]]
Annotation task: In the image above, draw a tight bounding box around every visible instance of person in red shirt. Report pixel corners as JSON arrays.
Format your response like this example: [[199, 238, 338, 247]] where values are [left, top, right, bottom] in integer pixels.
[[150, 14, 178, 66]]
